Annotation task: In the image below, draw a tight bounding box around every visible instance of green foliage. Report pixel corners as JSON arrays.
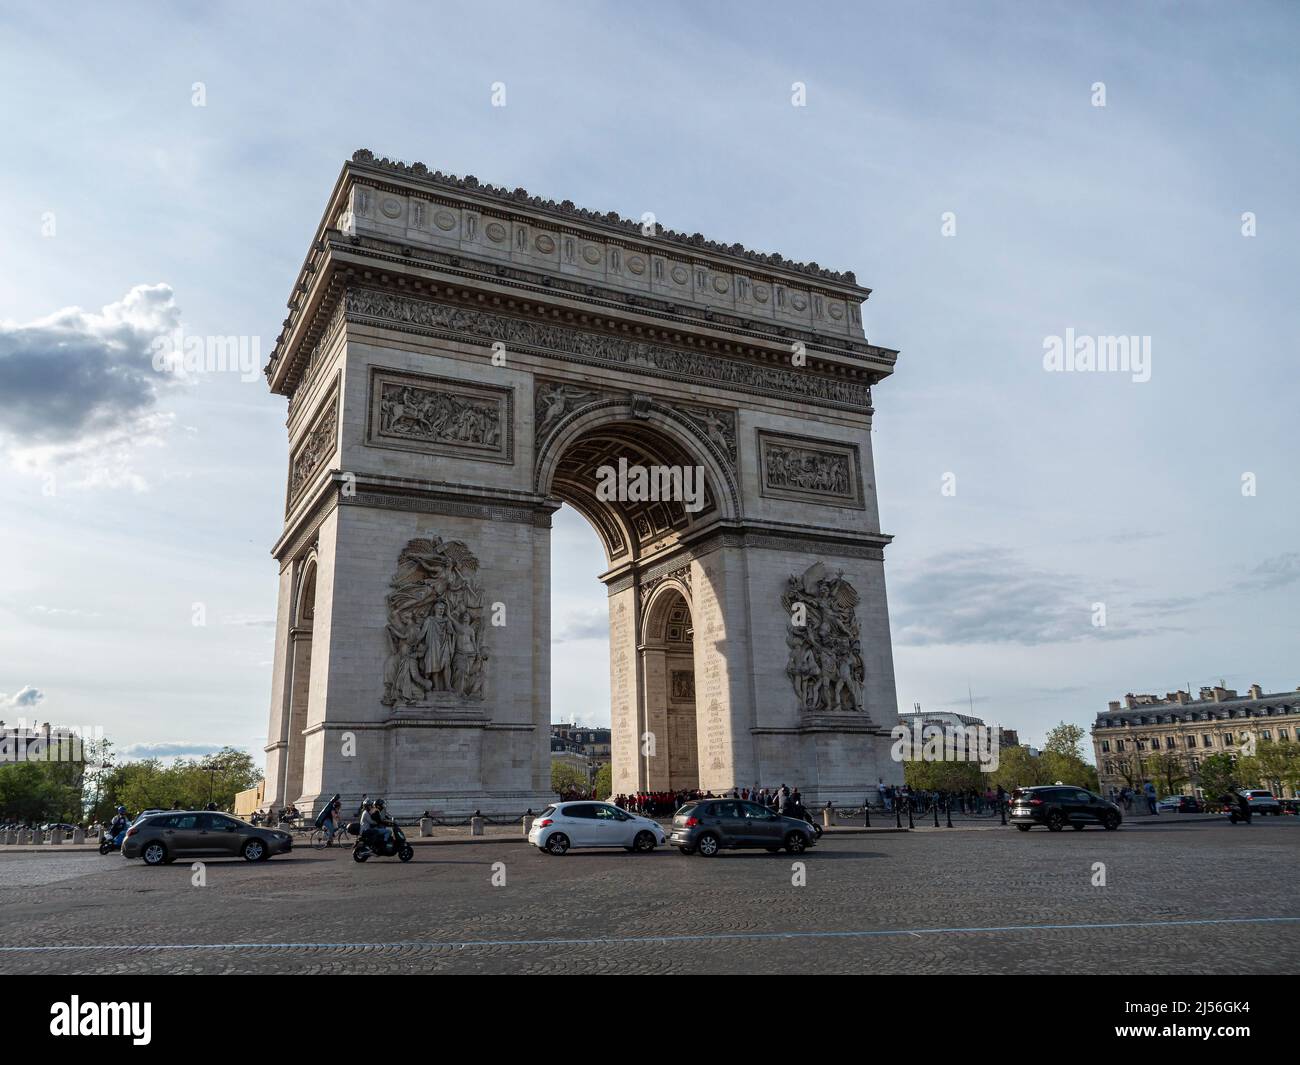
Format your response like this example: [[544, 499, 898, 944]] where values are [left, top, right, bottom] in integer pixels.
[[1196, 752, 1239, 800], [903, 756, 983, 792], [0, 741, 88, 824], [550, 761, 587, 796], [1237, 740, 1300, 795], [89, 747, 261, 820], [1042, 722, 1087, 760], [593, 762, 612, 797], [987, 744, 1050, 792], [1143, 751, 1189, 796]]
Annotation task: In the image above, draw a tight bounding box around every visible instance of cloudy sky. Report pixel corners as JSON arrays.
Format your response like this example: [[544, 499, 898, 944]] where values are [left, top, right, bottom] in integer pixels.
[[2, 2, 1297, 764]]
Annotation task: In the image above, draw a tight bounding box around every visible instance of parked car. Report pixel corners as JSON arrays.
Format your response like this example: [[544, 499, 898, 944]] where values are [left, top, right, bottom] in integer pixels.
[[529, 801, 665, 856], [1238, 789, 1282, 815], [1155, 795, 1202, 813], [669, 799, 818, 856], [1009, 786, 1122, 831], [122, 811, 293, 865]]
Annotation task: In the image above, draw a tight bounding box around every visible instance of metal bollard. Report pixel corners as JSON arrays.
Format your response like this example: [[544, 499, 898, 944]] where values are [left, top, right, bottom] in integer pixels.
[[946, 803, 954, 828], [821, 805, 833, 828], [863, 805, 870, 828], [907, 805, 915, 829], [522, 814, 534, 837], [895, 805, 902, 829], [470, 816, 484, 836], [419, 817, 433, 837], [933, 803, 940, 828], [999, 801, 1007, 826]]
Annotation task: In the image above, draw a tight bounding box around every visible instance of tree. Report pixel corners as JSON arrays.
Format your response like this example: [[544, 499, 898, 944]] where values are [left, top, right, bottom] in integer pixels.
[[1238, 740, 1300, 797], [903, 756, 983, 793], [593, 762, 612, 798], [988, 745, 1050, 793], [1144, 751, 1189, 797], [551, 761, 587, 797], [1043, 722, 1087, 760], [1197, 752, 1239, 801]]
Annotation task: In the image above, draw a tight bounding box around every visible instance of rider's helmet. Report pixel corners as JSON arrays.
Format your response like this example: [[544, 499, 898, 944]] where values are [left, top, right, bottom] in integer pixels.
[[116, 805, 126, 815], [374, 799, 386, 811]]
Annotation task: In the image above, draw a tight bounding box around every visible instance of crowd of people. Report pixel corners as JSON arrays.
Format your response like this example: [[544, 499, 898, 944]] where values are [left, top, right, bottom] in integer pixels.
[[875, 783, 1008, 816], [612, 785, 816, 821]]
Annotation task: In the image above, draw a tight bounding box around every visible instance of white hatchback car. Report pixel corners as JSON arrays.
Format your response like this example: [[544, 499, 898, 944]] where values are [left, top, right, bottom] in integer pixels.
[[529, 801, 665, 855]]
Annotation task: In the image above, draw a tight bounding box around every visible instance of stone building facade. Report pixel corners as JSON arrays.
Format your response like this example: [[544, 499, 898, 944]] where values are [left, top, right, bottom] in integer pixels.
[[260, 150, 904, 817], [1092, 684, 1300, 798]]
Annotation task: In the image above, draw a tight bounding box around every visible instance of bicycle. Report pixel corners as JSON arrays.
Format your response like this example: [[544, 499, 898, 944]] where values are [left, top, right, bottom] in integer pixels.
[[309, 825, 344, 849]]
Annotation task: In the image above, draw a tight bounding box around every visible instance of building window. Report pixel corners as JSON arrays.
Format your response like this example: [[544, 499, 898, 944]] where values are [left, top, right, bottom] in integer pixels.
[[1281, 729, 1290, 741], [1223, 733, 1233, 745], [1262, 730, 1272, 740], [1101, 740, 1111, 752], [1203, 735, 1213, 747], [1186, 736, 1196, 748], [1116, 740, 1126, 752], [1166, 737, 1176, 749]]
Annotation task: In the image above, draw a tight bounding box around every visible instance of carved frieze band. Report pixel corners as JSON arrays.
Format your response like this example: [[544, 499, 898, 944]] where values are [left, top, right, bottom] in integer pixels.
[[287, 382, 339, 511], [367, 367, 513, 464], [345, 288, 871, 410], [757, 430, 864, 509]]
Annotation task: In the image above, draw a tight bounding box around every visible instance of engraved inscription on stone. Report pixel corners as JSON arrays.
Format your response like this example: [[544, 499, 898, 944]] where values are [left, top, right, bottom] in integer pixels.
[[758, 431, 862, 507], [367, 368, 512, 462], [381, 536, 488, 707], [782, 561, 864, 713]]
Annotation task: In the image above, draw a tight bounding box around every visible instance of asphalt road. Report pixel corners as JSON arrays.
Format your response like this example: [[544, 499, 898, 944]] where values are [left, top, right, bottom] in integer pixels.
[[2, 819, 1297, 974]]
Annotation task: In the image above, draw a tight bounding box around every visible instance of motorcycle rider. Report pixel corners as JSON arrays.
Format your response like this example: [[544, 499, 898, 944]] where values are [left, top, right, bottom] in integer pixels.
[[358, 799, 384, 853], [107, 805, 130, 845]]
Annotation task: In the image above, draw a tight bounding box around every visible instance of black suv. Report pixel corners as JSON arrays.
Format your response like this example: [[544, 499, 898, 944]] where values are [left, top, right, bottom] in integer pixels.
[[670, 799, 818, 856], [1009, 786, 1122, 832]]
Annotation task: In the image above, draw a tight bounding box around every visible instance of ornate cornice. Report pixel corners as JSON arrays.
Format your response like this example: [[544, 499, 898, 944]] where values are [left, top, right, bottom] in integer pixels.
[[351, 149, 860, 285]]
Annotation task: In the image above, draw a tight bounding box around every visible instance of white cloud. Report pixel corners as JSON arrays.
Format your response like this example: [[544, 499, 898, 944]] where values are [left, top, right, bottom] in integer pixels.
[[0, 284, 181, 489]]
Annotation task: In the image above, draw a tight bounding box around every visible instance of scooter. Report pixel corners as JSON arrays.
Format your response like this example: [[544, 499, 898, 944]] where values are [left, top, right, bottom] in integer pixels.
[[99, 826, 127, 854], [352, 822, 414, 862]]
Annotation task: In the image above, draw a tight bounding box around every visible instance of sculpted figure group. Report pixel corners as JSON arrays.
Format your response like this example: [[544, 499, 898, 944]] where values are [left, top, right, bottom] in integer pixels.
[[382, 537, 488, 706], [782, 562, 865, 713]]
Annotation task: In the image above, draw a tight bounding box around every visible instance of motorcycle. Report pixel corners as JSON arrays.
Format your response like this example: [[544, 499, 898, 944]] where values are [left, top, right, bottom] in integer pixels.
[[352, 821, 414, 862], [99, 826, 127, 854]]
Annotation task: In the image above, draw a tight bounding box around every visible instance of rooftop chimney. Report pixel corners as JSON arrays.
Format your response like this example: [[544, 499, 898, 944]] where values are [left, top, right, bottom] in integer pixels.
[[1249, 683, 1263, 699]]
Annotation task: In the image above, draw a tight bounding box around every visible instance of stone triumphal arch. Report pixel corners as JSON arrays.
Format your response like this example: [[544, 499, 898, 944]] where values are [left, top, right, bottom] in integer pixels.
[[262, 150, 903, 817]]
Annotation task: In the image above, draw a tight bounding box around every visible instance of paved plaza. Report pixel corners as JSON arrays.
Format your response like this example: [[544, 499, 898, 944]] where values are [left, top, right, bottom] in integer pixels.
[[1, 819, 1297, 975]]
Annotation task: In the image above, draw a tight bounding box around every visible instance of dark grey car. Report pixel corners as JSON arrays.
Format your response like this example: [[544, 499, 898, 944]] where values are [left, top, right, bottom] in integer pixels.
[[122, 811, 293, 865], [670, 799, 818, 856]]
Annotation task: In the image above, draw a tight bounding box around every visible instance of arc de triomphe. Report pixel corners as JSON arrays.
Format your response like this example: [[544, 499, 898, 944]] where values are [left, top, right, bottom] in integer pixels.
[[262, 150, 903, 817]]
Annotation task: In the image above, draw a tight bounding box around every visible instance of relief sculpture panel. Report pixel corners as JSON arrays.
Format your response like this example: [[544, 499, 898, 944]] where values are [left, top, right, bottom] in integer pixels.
[[367, 367, 512, 463], [381, 536, 488, 707]]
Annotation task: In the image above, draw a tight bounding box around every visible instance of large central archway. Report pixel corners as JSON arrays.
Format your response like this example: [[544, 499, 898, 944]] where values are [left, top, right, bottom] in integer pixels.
[[538, 402, 736, 796]]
